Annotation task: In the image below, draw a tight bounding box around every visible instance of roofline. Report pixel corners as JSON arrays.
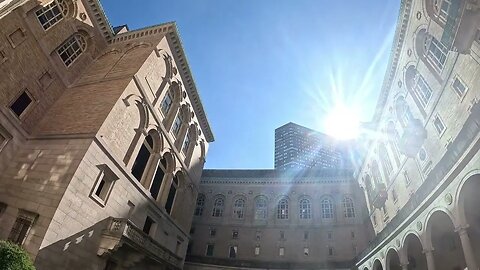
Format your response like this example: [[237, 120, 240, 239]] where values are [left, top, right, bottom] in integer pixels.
[[91, 1, 214, 142]]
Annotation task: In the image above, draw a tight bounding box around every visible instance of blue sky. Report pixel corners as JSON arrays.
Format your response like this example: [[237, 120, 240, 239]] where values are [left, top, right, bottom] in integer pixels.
[[101, 0, 400, 169]]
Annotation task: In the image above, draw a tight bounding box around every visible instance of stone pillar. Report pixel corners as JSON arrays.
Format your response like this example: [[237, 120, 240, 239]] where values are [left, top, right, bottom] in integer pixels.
[[400, 263, 409, 270], [456, 226, 478, 270], [159, 172, 174, 206], [423, 248, 436, 270]]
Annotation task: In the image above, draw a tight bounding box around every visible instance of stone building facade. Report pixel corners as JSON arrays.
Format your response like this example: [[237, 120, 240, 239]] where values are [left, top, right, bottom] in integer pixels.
[[185, 169, 373, 270], [0, 0, 213, 269], [354, 0, 480, 270]]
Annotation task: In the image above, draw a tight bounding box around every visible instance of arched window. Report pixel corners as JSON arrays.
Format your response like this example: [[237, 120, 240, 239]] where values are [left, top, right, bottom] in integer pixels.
[[343, 197, 355, 218], [35, 0, 70, 30], [149, 157, 166, 200], [405, 65, 433, 110], [57, 34, 87, 67], [434, 0, 452, 23], [165, 174, 179, 215], [387, 122, 401, 164], [233, 198, 246, 219], [194, 194, 205, 216], [321, 198, 334, 219], [254, 196, 267, 220], [425, 35, 448, 72], [277, 198, 289, 219], [371, 161, 382, 186], [379, 143, 393, 181], [299, 198, 312, 219], [212, 197, 225, 217], [131, 134, 156, 182], [395, 96, 413, 128]]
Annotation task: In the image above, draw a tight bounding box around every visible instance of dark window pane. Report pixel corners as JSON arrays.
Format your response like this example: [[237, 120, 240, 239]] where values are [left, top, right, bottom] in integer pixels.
[[131, 144, 150, 181], [150, 166, 164, 199], [10, 92, 32, 117]]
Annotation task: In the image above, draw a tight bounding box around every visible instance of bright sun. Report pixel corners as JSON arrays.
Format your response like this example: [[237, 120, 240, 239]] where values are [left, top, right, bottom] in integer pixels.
[[324, 105, 360, 140]]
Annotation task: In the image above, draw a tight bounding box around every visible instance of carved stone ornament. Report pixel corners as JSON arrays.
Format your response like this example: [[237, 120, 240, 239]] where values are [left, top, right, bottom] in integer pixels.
[[444, 193, 453, 205], [416, 11, 422, 20], [407, 48, 412, 56], [396, 239, 401, 247], [416, 221, 423, 231], [398, 80, 403, 88], [79, 12, 87, 21]]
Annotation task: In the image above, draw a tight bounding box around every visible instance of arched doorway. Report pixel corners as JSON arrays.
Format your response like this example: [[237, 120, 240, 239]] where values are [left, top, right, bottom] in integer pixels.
[[373, 259, 383, 270], [458, 174, 480, 267], [427, 211, 466, 270], [386, 249, 401, 270], [404, 234, 427, 270]]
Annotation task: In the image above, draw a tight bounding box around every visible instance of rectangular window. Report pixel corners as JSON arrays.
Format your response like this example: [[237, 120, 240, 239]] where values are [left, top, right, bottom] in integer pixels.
[[438, 0, 452, 22], [209, 228, 216, 237], [254, 246, 260, 256], [10, 91, 33, 118], [279, 247, 285, 256], [8, 28, 26, 48], [232, 230, 238, 239], [327, 231, 333, 240], [57, 35, 85, 67], [206, 244, 214, 256], [35, 1, 64, 30], [452, 76, 468, 98], [433, 114, 446, 135], [8, 210, 37, 245], [304, 231, 309, 240], [171, 114, 182, 137], [160, 92, 173, 115], [182, 134, 190, 155], [351, 231, 355, 239], [413, 74, 432, 108], [328, 247, 334, 256], [304, 247, 309, 256], [229, 246, 237, 258], [90, 165, 118, 206], [142, 216, 155, 235], [280, 231, 285, 240]]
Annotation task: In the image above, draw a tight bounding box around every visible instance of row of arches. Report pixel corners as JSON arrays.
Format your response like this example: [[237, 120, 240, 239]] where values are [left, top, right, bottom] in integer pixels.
[[362, 174, 480, 270], [194, 194, 356, 221]]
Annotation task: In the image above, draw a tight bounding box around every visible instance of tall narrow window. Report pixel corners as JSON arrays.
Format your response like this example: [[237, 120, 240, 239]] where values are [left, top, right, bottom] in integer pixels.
[[452, 76, 468, 98], [254, 245, 260, 256], [90, 165, 118, 205], [343, 197, 355, 218], [182, 133, 191, 155], [433, 114, 446, 135], [160, 91, 173, 116], [10, 91, 33, 118], [8, 211, 37, 245], [412, 73, 433, 108], [279, 247, 285, 256], [379, 143, 393, 180], [131, 134, 155, 181], [165, 176, 178, 214], [194, 194, 205, 216], [321, 198, 334, 219], [403, 171, 411, 186], [206, 244, 214, 256], [229, 246, 237, 258], [57, 34, 86, 67], [150, 158, 166, 200], [436, 0, 452, 22], [277, 198, 288, 219], [171, 113, 183, 137], [142, 216, 155, 235], [254, 196, 267, 220], [299, 198, 311, 219], [212, 197, 225, 217], [35, 0, 66, 30], [233, 198, 245, 219], [371, 161, 382, 185], [426, 36, 448, 72]]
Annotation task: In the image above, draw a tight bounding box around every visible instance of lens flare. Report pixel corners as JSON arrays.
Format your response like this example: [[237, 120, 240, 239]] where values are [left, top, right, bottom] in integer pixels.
[[324, 105, 360, 140]]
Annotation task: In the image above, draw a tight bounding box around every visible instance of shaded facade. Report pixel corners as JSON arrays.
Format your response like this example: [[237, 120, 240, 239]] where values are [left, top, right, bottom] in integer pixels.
[[185, 169, 373, 270], [354, 0, 480, 270], [0, 0, 213, 269]]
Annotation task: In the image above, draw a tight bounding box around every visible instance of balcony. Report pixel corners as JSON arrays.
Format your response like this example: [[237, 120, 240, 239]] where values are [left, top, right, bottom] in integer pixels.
[[98, 217, 182, 269], [372, 183, 388, 209], [398, 119, 427, 157]]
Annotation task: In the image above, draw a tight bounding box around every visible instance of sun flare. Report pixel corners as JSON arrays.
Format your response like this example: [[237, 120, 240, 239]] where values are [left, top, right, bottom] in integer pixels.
[[324, 105, 360, 140]]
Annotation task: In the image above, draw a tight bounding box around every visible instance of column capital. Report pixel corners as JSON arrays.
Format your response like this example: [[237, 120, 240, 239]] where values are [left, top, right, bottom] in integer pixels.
[[422, 247, 435, 254], [455, 224, 470, 234]]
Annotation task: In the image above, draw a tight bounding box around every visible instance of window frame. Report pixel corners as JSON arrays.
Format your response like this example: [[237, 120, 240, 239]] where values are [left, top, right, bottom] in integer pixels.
[[171, 112, 183, 137], [433, 113, 446, 136], [321, 198, 334, 219], [451, 75, 468, 100], [8, 210, 38, 245], [299, 198, 312, 219], [160, 90, 173, 116], [233, 198, 245, 219], [277, 198, 289, 220], [89, 164, 119, 207], [194, 194, 205, 216], [343, 197, 355, 218], [212, 197, 225, 217], [9, 90, 35, 119], [35, 0, 65, 31], [57, 34, 86, 67]]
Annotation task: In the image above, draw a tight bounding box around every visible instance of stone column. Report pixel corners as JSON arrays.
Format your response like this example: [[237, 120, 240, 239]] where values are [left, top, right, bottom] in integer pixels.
[[423, 248, 436, 270], [456, 226, 478, 270], [400, 263, 409, 270], [159, 172, 174, 206]]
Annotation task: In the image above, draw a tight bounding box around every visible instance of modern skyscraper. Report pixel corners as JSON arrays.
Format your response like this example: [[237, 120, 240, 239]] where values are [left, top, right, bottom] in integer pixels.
[[274, 122, 351, 171]]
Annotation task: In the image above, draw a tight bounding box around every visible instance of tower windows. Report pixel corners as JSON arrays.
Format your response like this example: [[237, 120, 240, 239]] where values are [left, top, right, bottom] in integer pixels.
[[233, 198, 245, 219], [212, 196, 225, 217]]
